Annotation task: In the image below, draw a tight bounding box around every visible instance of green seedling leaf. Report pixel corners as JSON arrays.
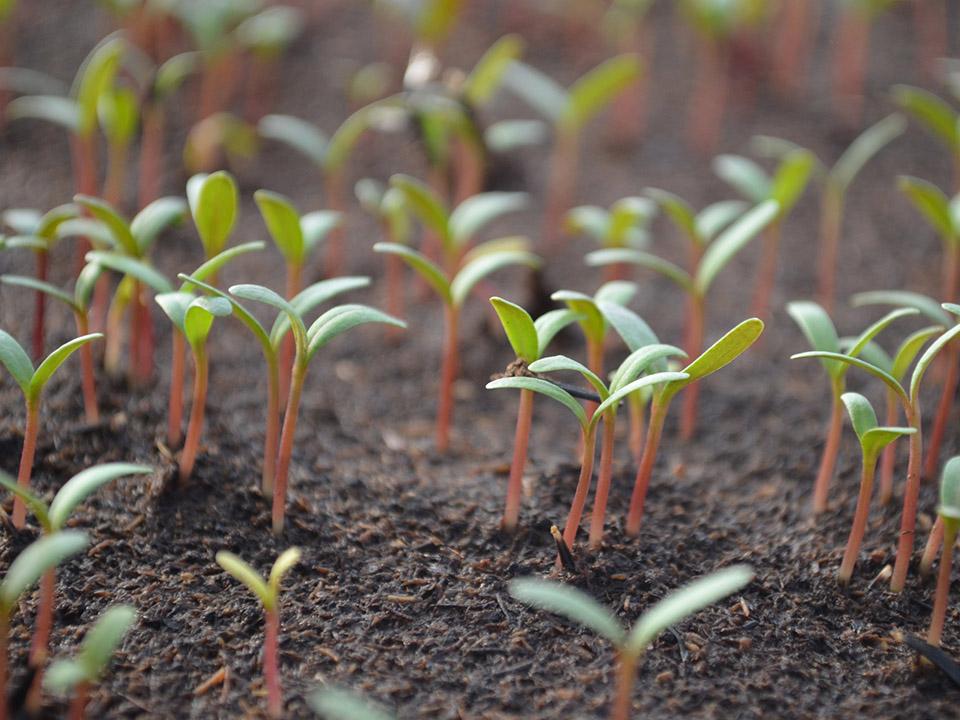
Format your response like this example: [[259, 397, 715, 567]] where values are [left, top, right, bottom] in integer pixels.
[[178, 275, 271, 358], [938, 457, 960, 524], [669, 318, 763, 393], [586, 249, 695, 293], [186, 296, 231, 347], [75, 196, 137, 256], [791, 351, 907, 404], [831, 114, 907, 192], [891, 326, 944, 381], [258, 114, 328, 166], [188, 171, 239, 258], [86, 251, 173, 294], [179, 242, 266, 292], [155, 52, 199, 99], [696, 200, 779, 293], [98, 86, 139, 145], [6, 96, 80, 132], [842, 391, 914, 457], [269, 277, 371, 348], [301, 211, 342, 255], [35, 204, 80, 241], [0, 531, 88, 615], [899, 176, 954, 241], [535, 308, 579, 357], [74, 35, 125, 137], [596, 302, 659, 353], [235, 6, 303, 52], [1, 275, 78, 312], [787, 301, 842, 377], [449, 192, 527, 246], [892, 85, 959, 151], [268, 547, 301, 596], [713, 155, 770, 202], [389, 175, 451, 247], [624, 565, 753, 656], [770, 150, 815, 215], [909, 323, 960, 404], [48, 463, 151, 531], [509, 578, 625, 646], [490, 297, 538, 364], [306, 304, 405, 358], [3, 209, 41, 235], [450, 248, 540, 307], [695, 200, 747, 242], [484, 119, 547, 152], [486, 377, 588, 428], [847, 308, 919, 360], [309, 687, 395, 720], [463, 34, 524, 108], [56, 218, 116, 249], [595, 371, 689, 419], [30, 334, 103, 401], [503, 61, 567, 122], [74, 605, 136, 683], [646, 188, 698, 243], [216, 551, 272, 609], [254, 189, 305, 263], [374, 243, 451, 304], [0, 472, 50, 530], [529, 354, 609, 399], [130, 197, 188, 254], [852, 289, 951, 325], [561, 54, 642, 132], [609, 345, 687, 394]]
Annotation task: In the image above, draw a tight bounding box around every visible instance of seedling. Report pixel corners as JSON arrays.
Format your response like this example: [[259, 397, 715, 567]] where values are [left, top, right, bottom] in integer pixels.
[[769, 0, 819, 98], [0, 531, 89, 720], [97, 81, 138, 207], [489, 297, 578, 532], [792, 307, 960, 591], [230, 284, 404, 532], [892, 85, 960, 190], [713, 151, 814, 318], [565, 197, 655, 281], [216, 547, 300, 719], [509, 565, 753, 720], [155, 294, 230, 483], [45, 605, 136, 720], [751, 115, 906, 311], [928, 457, 960, 647], [0, 462, 149, 712], [837, 393, 914, 586], [600, 0, 655, 147], [375, 239, 538, 453], [180, 273, 369, 496], [0, 330, 103, 527], [235, 6, 303, 121], [626, 318, 763, 535], [1, 263, 104, 422], [588, 201, 779, 438], [1, 204, 80, 359], [309, 687, 395, 720], [502, 54, 641, 248], [787, 302, 916, 515], [187, 171, 239, 275]]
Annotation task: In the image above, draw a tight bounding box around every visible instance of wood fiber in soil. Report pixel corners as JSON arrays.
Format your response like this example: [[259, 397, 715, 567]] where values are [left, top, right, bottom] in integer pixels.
[[1, 1, 960, 718]]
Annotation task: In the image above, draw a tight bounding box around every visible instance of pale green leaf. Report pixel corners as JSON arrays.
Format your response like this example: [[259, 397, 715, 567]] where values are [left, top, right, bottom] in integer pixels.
[[189, 172, 239, 258], [1, 531, 88, 614], [155, 292, 193, 334], [695, 200, 747, 242], [181, 241, 266, 291], [787, 301, 842, 377], [846, 308, 919, 360], [791, 351, 907, 404], [490, 297, 538, 363], [561, 54, 642, 132], [130, 196, 187, 254], [586, 248, 695, 294], [374, 243, 451, 304], [938, 456, 960, 522], [309, 688, 395, 720], [306, 304, 405, 359], [841, 391, 878, 441], [74, 35, 125, 136], [216, 551, 272, 608], [696, 201, 779, 293], [665, 318, 763, 396], [1, 275, 78, 312], [258, 114, 328, 166], [509, 578, 625, 645], [0, 472, 50, 531], [528, 354, 608, 399], [449, 192, 527, 246], [463, 34, 524, 107], [268, 547, 301, 595], [49, 463, 151, 531], [270, 277, 371, 348], [609, 344, 687, 394], [178, 275, 272, 357], [861, 426, 915, 457], [769, 150, 815, 215], [30, 334, 102, 401], [484, 119, 547, 152], [183, 296, 230, 348], [892, 85, 958, 151], [830, 114, 907, 192], [596, 301, 660, 353], [534, 309, 579, 358], [891, 326, 943, 381], [155, 51, 199, 98], [485, 377, 588, 428], [713, 155, 770, 202], [909, 322, 960, 404], [254, 189, 304, 264], [389, 174, 451, 248], [595, 371, 690, 422], [301, 211, 342, 256], [645, 188, 698, 243], [450, 249, 540, 307], [74, 605, 136, 682], [74, 196, 137, 256], [851, 289, 950, 325], [502, 61, 567, 123], [86, 251, 172, 294], [7, 95, 80, 132], [898, 176, 956, 244]]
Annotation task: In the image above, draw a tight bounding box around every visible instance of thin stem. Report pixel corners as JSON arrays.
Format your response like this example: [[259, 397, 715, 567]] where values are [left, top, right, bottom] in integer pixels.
[[68, 681, 90, 720], [628, 392, 645, 465], [502, 388, 534, 533], [137, 286, 154, 383], [750, 219, 781, 320], [542, 129, 578, 251], [921, 516, 944, 577], [771, 0, 817, 98], [928, 523, 957, 647], [436, 304, 459, 453], [679, 293, 705, 441], [585, 335, 604, 424], [831, 6, 870, 126], [32, 250, 48, 361], [878, 389, 898, 506], [167, 332, 186, 448], [13, 400, 40, 529], [178, 345, 209, 484], [26, 568, 55, 714], [274, 361, 307, 534], [279, 262, 302, 404], [925, 340, 958, 481], [128, 279, 143, 386], [812, 377, 845, 515], [839, 451, 878, 586], [913, 0, 946, 80], [817, 187, 843, 314], [71, 133, 99, 278], [611, 650, 638, 720], [588, 413, 617, 550], [262, 357, 280, 497], [76, 313, 99, 423], [626, 396, 669, 536], [324, 169, 346, 278], [687, 36, 727, 155], [891, 404, 923, 592], [453, 135, 484, 205], [264, 608, 282, 718], [561, 428, 597, 553], [103, 141, 128, 209], [138, 103, 164, 208]]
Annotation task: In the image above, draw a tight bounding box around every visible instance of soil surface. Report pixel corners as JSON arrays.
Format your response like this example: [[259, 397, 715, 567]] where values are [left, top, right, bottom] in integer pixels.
[[1, 1, 959, 718]]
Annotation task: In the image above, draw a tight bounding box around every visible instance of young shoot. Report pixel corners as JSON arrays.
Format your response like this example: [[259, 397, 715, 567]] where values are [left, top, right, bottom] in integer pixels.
[[588, 200, 779, 439], [229, 284, 404, 533], [787, 302, 917, 515], [187, 171, 239, 274], [490, 297, 578, 532], [792, 306, 960, 592], [509, 565, 753, 720], [0, 330, 103, 527], [0, 531, 89, 720], [565, 197, 656, 281], [216, 548, 300, 719], [45, 605, 136, 720], [837, 393, 914, 586], [155, 294, 231, 483], [928, 457, 960, 647], [375, 239, 538, 453]]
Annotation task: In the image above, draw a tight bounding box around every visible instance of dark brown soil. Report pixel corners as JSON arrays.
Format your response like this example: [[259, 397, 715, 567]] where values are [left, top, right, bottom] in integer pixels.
[[1, 1, 959, 718]]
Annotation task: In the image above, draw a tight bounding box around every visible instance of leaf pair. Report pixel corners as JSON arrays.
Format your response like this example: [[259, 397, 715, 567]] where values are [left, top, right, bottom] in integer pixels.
[[254, 190, 341, 267], [842, 393, 915, 459], [216, 548, 301, 612], [713, 149, 814, 217], [489, 297, 578, 365], [155, 294, 231, 351], [898, 176, 960, 249], [0, 330, 102, 405], [76, 194, 187, 259], [645, 189, 746, 250], [565, 197, 655, 250]]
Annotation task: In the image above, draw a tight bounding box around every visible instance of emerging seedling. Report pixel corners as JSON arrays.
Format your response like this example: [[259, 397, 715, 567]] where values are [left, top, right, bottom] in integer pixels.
[[489, 297, 578, 532], [375, 238, 537, 453], [502, 55, 641, 248], [565, 197, 655, 281], [509, 565, 753, 720], [837, 393, 914, 586], [787, 302, 916, 515], [0, 531, 89, 720], [792, 307, 960, 591], [216, 548, 300, 719], [230, 284, 404, 532], [588, 201, 778, 438], [0, 330, 103, 527], [309, 687, 395, 720], [1, 263, 102, 421], [45, 605, 136, 720], [928, 457, 960, 647], [0, 463, 149, 713], [713, 151, 814, 317]]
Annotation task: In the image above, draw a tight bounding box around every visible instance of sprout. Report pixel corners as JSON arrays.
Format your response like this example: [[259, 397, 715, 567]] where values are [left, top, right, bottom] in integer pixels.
[[837, 393, 914, 586], [97, 81, 139, 207], [0, 531, 89, 720], [230, 284, 404, 532], [1, 264, 103, 422], [751, 115, 905, 311], [892, 85, 960, 189], [180, 273, 369, 497], [588, 201, 778, 439], [155, 294, 230, 483], [502, 55, 642, 248], [489, 297, 578, 532], [186, 171, 239, 273], [309, 687, 395, 720], [787, 302, 917, 515], [216, 548, 300, 719], [565, 197, 656, 281], [45, 605, 136, 720], [0, 330, 103, 527], [791, 306, 960, 591], [713, 151, 814, 318], [509, 565, 753, 720], [375, 236, 538, 453], [928, 457, 960, 647], [0, 462, 149, 709]]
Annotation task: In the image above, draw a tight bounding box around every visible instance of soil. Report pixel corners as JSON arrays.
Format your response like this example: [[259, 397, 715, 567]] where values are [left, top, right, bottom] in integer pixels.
[[1, 1, 959, 718]]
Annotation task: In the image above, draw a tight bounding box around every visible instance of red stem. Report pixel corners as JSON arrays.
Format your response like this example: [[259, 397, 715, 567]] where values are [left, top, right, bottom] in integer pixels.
[[167, 332, 186, 448], [626, 397, 668, 536], [178, 346, 208, 484], [103, 141, 128, 210], [751, 220, 781, 321], [928, 523, 957, 647], [561, 428, 597, 553], [279, 263, 302, 404], [26, 568, 54, 714], [68, 681, 89, 720], [812, 379, 844, 515], [13, 401, 39, 529], [925, 342, 958, 481], [244, 55, 277, 124], [878, 389, 898, 506], [138, 104, 165, 208], [891, 405, 923, 592], [913, 0, 946, 80], [628, 393, 645, 465], [611, 651, 638, 720], [262, 359, 280, 497], [502, 388, 534, 533], [453, 136, 484, 205], [71, 133, 99, 278], [771, 0, 818, 98], [922, 516, 944, 577], [76, 313, 99, 424], [264, 608, 282, 718], [274, 362, 306, 534], [588, 413, 617, 550], [384, 251, 405, 343], [679, 294, 705, 441], [838, 452, 878, 585], [817, 187, 843, 314], [32, 250, 48, 361], [436, 305, 459, 453]]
